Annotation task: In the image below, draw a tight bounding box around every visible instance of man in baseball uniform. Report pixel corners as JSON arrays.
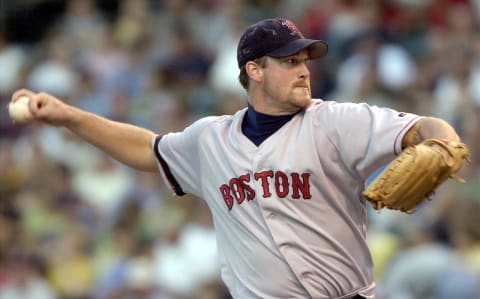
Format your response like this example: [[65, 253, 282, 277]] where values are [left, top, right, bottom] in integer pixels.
[[11, 18, 462, 299]]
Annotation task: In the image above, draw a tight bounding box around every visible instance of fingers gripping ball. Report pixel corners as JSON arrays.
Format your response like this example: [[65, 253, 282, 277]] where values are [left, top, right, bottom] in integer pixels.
[[8, 96, 31, 123], [363, 139, 470, 213]]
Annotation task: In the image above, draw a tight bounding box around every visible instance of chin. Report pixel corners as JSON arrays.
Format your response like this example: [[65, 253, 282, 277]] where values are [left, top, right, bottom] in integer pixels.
[[295, 97, 312, 108]]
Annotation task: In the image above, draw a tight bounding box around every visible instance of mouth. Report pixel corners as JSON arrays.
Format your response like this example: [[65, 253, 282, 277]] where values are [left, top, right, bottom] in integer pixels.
[[293, 82, 310, 90], [293, 86, 310, 97], [294, 84, 309, 88]]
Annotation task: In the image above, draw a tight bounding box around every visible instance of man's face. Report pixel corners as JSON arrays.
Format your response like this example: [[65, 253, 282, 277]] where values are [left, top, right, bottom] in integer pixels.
[[261, 49, 312, 114]]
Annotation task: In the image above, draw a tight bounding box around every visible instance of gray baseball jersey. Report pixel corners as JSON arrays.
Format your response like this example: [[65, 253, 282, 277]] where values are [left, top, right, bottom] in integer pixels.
[[152, 99, 421, 299]]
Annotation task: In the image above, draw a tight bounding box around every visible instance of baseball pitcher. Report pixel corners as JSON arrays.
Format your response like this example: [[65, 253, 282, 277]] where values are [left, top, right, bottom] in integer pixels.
[[9, 18, 468, 299]]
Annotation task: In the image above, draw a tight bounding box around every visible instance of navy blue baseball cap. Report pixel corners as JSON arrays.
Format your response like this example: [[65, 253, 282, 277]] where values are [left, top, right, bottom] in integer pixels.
[[237, 18, 328, 68]]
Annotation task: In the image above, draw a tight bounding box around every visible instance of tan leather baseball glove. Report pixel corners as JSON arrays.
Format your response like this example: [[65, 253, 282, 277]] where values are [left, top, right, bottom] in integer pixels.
[[363, 139, 470, 213]]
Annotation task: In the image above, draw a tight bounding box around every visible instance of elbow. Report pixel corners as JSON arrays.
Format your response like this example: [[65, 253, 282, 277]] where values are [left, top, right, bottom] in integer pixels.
[[402, 117, 460, 149], [402, 116, 460, 148], [421, 117, 460, 142]]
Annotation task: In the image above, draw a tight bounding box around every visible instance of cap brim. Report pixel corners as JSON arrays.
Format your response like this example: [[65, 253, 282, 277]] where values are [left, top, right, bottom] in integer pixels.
[[267, 39, 328, 60]]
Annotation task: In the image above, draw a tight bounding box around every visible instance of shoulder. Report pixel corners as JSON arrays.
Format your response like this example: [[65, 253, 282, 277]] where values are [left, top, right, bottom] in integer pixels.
[[191, 115, 232, 128], [307, 98, 416, 115], [306, 98, 372, 117], [184, 108, 246, 135], [305, 99, 419, 129]]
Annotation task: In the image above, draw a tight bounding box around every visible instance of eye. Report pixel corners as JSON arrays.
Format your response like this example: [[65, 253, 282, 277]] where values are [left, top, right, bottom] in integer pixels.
[[282, 57, 309, 66], [284, 58, 297, 65]]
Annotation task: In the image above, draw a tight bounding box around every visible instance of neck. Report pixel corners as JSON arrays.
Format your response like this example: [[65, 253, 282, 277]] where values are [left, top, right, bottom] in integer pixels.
[[246, 104, 295, 126], [247, 97, 302, 116], [242, 105, 297, 146]]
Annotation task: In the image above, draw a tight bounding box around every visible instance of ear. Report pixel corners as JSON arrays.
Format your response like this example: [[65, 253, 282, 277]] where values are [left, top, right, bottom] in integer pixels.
[[245, 61, 264, 83]]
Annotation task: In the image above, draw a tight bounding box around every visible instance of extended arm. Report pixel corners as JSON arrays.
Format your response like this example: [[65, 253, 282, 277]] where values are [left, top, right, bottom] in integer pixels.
[[11, 89, 158, 172]]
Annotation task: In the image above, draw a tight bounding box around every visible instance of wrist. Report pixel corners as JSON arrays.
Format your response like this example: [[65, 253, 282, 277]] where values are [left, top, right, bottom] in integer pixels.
[[65, 105, 84, 130]]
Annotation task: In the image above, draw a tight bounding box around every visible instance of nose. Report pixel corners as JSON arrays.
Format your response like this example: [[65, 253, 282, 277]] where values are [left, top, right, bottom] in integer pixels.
[[298, 62, 310, 80]]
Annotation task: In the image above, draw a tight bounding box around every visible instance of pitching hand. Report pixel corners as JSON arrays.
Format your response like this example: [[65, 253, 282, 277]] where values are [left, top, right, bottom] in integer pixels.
[[10, 89, 75, 127]]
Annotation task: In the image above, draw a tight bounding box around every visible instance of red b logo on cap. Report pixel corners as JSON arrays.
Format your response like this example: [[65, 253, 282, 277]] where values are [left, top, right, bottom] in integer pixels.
[[281, 20, 300, 36]]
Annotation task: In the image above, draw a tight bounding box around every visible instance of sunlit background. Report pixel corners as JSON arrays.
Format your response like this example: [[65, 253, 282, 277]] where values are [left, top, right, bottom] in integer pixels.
[[1, 0, 480, 298]]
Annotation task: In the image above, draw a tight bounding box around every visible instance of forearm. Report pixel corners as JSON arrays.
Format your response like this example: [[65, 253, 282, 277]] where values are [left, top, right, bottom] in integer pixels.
[[65, 106, 158, 172], [402, 117, 461, 148]]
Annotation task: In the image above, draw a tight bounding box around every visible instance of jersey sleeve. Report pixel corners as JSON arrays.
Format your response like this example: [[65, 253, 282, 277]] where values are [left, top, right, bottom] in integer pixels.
[[152, 116, 217, 196], [315, 102, 421, 179]]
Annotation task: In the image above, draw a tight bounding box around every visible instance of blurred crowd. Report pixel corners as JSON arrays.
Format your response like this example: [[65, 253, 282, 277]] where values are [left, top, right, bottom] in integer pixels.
[[1, 0, 480, 298]]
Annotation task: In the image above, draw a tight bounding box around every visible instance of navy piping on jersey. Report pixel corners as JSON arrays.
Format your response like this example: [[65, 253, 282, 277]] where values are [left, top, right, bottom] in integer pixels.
[[154, 135, 186, 196], [242, 104, 297, 146]]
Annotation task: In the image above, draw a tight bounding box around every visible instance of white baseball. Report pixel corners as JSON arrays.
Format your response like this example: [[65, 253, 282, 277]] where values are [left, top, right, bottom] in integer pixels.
[[8, 96, 31, 123]]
